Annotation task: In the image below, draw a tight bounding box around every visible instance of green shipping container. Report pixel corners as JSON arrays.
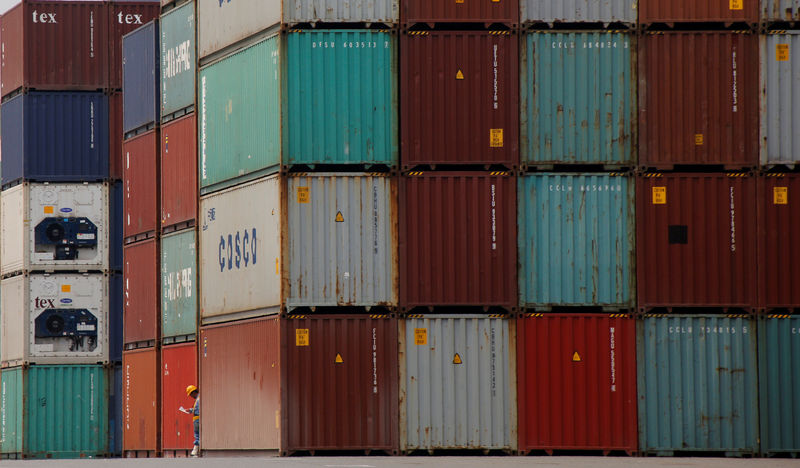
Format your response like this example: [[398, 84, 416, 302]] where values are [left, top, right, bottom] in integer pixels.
[[161, 1, 196, 121], [0, 365, 108, 459], [199, 34, 280, 194], [161, 229, 198, 342]]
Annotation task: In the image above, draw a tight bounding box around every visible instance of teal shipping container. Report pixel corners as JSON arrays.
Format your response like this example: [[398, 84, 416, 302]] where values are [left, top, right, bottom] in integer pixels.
[[161, 1, 196, 122], [199, 34, 280, 194], [637, 316, 758, 456], [0, 365, 108, 459], [284, 30, 398, 168], [758, 315, 800, 456], [161, 229, 198, 342], [520, 32, 635, 167], [518, 173, 634, 308]]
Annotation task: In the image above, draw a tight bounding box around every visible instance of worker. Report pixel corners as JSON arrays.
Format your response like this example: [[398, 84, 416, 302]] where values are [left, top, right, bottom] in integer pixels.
[[179, 385, 200, 457]]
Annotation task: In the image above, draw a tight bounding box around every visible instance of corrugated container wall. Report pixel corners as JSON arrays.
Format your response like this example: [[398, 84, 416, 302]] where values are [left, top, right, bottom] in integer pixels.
[[521, 32, 635, 167], [636, 174, 757, 310], [758, 316, 800, 456], [286, 174, 397, 309], [122, 348, 159, 452], [640, 0, 758, 23], [285, 30, 398, 169], [109, 92, 123, 180], [161, 1, 195, 121], [758, 174, 800, 309], [122, 20, 160, 135], [160, 114, 197, 230], [161, 229, 197, 340], [197, 0, 279, 60], [283, 0, 398, 25], [124, 239, 159, 345], [0, 1, 109, 98], [521, 0, 637, 24], [109, 273, 123, 363], [123, 130, 158, 239], [518, 174, 634, 309], [110, 182, 124, 271], [517, 314, 638, 453], [1, 92, 109, 186], [199, 175, 281, 323], [761, 32, 800, 168], [762, 0, 800, 21], [401, 0, 518, 25], [281, 315, 398, 454], [199, 35, 279, 194], [638, 316, 758, 455], [400, 315, 516, 452], [161, 342, 197, 452], [400, 32, 519, 169], [109, 364, 122, 456], [640, 32, 759, 169], [108, 2, 160, 90], [400, 173, 517, 310], [0, 365, 108, 459], [200, 317, 280, 451]]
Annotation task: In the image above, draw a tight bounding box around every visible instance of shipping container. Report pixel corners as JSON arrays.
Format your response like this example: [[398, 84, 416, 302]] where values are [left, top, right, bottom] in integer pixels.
[[199, 317, 280, 451], [399, 314, 516, 452], [160, 114, 197, 231], [109, 273, 123, 363], [640, 0, 758, 23], [283, 0, 398, 25], [197, 0, 279, 60], [109, 3, 159, 90], [109, 92, 123, 180], [109, 364, 122, 456], [0, 365, 108, 459], [123, 130, 158, 240], [400, 31, 518, 169], [122, 347, 159, 453], [122, 20, 160, 135], [1, 182, 110, 275], [284, 30, 398, 169], [1, 92, 109, 186], [281, 314, 398, 454], [639, 32, 759, 169], [521, 32, 635, 167], [758, 174, 800, 309], [199, 35, 279, 194], [521, 0, 637, 25], [401, 0, 518, 26], [286, 174, 397, 309], [161, 342, 197, 454], [124, 238, 159, 345], [761, 32, 800, 168], [160, 1, 195, 121], [161, 229, 197, 341], [518, 174, 634, 309], [758, 315, 800, 456], [400, 173, 517, 310], [636, 174, 757, 310], [762, 0, 800, 21], [0, 1, 109, 98], [110, 182, 124, 272], [517, 314, 637, 453], [199, 175, 281, 323], [638, 315, 758, 455]]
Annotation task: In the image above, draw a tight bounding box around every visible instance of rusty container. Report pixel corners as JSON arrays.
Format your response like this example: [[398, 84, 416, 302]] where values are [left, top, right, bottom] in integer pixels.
[[401, 0, 518, 26], [639, 32, 759, 169], [108, 1, 160, 89], [123, 129, 159, 240], [758, 174, 800, 310], [161, 341, 197, 455], [640, 0, 758, 24], [160, 113, 197, 232], [122, 347, 160, 454], [109, 92, 123, 180], [124, 238, 160, 346]]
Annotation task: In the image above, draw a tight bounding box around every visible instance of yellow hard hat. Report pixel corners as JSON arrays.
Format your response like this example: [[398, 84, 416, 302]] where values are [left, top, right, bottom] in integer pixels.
[[185, 385, 198, 396]]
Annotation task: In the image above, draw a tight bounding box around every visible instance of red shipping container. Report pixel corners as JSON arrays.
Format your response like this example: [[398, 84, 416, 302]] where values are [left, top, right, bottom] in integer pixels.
[[161, 113, 197, 232], [400, 173, 517, 310], [123, 347, 160, 454], [517, 314, 638, 454], [107, 2, 160, 90], [639, 32, 759, 169], [200, 317, 280, 452], [0, 1, 109, 98], [124, 238, 160, 345], [400, 31, 519, 169], [161, 341, 197, 455], [109, 92, 123, 180], [401, 0, 519, 26], [281, 315, 398, 455], [640, 0, 758, 24], [637, 174, 757, 311], [123, 130, 159, 240], [758, 174, 800, 310]]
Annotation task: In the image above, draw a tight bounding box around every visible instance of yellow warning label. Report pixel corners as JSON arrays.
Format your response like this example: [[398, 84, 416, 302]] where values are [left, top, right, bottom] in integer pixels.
[[455, 0, 464, 3], [490, 129, 504, 148], [335, 211, 344, 222], [572, 352, 582, 362], [774, 187, 788, 205], [777, 44, 790, 62], [61, 285, 71, 293], [275, 258, 280, 275], [275, 410, 280, 429], [729, 0, 743, 9], [453, 353, 463, 365], [652, 187, 667, 205], [414, 328, 427, 345], [44, 206, 54, 214], [492, 0, 500, 2], [695, 134, 704, 146], [456, 69, 465, 80], [295, 329, 309, 346], [297, 187, 310, 204], [335, 353, 343, 363]]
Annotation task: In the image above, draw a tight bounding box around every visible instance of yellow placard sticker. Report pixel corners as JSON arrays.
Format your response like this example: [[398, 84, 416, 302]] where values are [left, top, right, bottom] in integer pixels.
[[61, 285, 71, 293], [774, 187, 788, 205], [335, 211, 344, 223], [295, 329, 309, 346], [492, 0, 500, 2], [335, 353, 344, 364], [652, 187, 667, 205], [490, 129, 504, 148], [572, 352, 582, 362], [275, 258, 280, 275], [455, 69, 465, 80], [44, 206, 54, 214], [455, 0, 464, 3], [297, 187, 310, 204], [777, 44, 790, 62], [275, 410, 280, 429], [414, 328, 427, 345], [453, 353, 463, 365], [695, 134, 704, 145], [730, 0, 743, 10]]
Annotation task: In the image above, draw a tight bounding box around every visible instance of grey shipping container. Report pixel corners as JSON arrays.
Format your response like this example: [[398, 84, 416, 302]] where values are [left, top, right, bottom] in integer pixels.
[[762, 0, 800, 21], [161, 1, 195, 121], [283, 0, 398, 26], [761, 32, 800, 168], [197, 0, 280, 61], [521, 0, 638, 25], [123, 20, 160, 135]]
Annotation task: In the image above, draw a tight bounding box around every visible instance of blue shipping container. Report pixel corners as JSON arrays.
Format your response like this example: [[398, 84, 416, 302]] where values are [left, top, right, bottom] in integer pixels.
[[108, 364, 122, 457], [123, 20, 160, 135], [109, 273, 123, 364], [110, 181, 124, 272], [1, 92, 109, 187]]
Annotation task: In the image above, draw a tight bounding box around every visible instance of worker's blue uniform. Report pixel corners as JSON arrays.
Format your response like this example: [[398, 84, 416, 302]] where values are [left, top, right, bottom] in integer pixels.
[[192, 397, 200, 447]]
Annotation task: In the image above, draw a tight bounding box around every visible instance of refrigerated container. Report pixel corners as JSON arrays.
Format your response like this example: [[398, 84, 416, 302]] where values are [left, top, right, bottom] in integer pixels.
[[283, 0, 398, 25], [761, 32, 800, 168], [161, 341, 197, 454], [758, 174, 800, 309], [160, 113, 197, 231], [161, 229, 197, 341], [123, 130, 158, 240], [122, 20, 160, 135], [122, 347, 159, 454], [124, 239, 159, 345], [197, 0, 279, 60], [109, 2, 160, 90], [160, 1, 195, 121], [521, 0, 637, 25]]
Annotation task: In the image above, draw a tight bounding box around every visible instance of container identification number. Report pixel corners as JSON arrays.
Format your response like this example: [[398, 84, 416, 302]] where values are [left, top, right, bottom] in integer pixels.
[[551, 41, 629, 49], [165, 267, 193, 301], [312, 41, 389, 49], [549, 184, 623, 192], [668, 325, 749, 334]]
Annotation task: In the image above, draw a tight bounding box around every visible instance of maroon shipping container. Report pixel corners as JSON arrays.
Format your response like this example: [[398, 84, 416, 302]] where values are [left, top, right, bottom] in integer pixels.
[[161, 113, 197, 232], [517, 314, 638, 454], [401, 0, 519, 26], [123, 130, 159, 240], [0, 1, 109, 98], [639, 32, 759, 169], [200, 317, 280, 452], [107, 2, 159, 89], [400, 31, 519, 169], [758, 174, 800, 310], [123, 347, 160, 455], [400, 173, 517, 310], [640, 0, 758, 24], [161, 341, 197, 455], [281, 315, 398, 455], [636, 174, 757, 311], [109, 92, 123, 180], [124, 238, 160, 345]]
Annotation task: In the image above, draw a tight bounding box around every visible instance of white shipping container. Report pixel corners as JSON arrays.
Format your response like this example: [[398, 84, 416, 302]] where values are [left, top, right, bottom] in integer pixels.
[[199, 175, 281, 323], [521, 0, 637, 24], [197, 0, 280, 61], [0, 183, 109, 276], [0, 273, 109, 366], [283, 0, 399, 26]]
